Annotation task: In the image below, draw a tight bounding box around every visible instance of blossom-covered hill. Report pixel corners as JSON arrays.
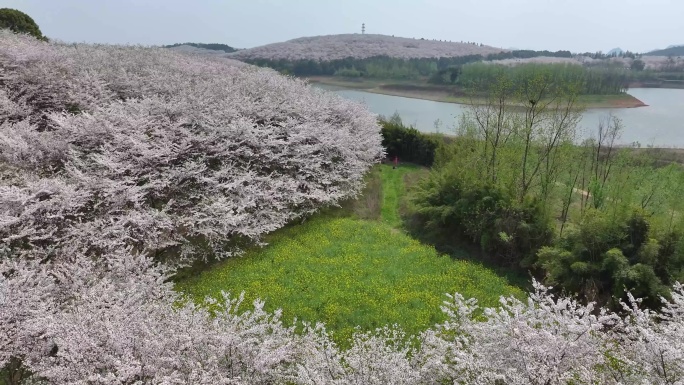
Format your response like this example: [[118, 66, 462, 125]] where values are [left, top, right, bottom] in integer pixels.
[[0, 30, 383, 263], [228, 34, 506, 61]]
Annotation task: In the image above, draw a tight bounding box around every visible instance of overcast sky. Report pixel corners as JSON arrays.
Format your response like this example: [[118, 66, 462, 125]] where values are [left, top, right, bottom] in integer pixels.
[[2, 0, 681, 53]]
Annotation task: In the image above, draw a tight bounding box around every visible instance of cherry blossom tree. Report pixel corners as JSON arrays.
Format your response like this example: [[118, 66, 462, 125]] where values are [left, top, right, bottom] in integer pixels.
[[610, 286, 684, 384], [0, 30, 384, 264], [1, 250, 308, 384], [427, 282, 620, 384], [0, 29, 381, 383]]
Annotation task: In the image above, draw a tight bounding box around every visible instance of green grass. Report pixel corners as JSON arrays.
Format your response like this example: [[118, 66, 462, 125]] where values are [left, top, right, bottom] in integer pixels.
[[379, 164, 420, 227], [176, 164, 522, 345]]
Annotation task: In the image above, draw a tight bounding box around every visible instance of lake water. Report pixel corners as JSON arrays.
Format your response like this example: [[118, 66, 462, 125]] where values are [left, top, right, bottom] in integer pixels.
[[315, 85, 684, 147]]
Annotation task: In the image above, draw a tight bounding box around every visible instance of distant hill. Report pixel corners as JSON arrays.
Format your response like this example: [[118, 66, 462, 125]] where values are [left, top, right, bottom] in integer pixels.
[[646, 45, 684, 57], [228, 34, 505, 61], [607, 47, 624, 56], [163, 43, 237, 53]]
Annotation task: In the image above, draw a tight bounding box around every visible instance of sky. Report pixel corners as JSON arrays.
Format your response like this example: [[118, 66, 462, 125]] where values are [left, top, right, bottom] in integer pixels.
[[1, 0, 682, 53]]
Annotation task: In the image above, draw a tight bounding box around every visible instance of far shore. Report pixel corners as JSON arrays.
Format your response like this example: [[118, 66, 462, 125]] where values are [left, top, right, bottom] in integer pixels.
[[306, 76, 648, 109]]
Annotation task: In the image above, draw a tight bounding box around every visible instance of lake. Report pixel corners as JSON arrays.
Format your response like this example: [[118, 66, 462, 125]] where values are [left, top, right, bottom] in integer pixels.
[[315, 85, 684, 147]]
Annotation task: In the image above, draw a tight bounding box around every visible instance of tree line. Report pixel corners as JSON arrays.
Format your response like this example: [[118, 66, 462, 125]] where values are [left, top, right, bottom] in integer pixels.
[[248, 54, 635, 95], [163, 42, 238, 53], [244, 49, 575, 79], [456, 62, 630, 95]]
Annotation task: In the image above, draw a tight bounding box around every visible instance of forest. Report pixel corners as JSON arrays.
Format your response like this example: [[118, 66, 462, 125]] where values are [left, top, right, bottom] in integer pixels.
[[453, 62, 629, 95], [247, 54, 637, 96], [2, 11, 684, 385], [244, 49, 574, 78], [245, 47, 684, 94]]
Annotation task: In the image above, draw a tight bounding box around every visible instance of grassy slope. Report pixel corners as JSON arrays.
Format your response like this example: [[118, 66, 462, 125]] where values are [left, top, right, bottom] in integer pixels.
[[308, 76, 647, 108], [176, 164, 522, 344]]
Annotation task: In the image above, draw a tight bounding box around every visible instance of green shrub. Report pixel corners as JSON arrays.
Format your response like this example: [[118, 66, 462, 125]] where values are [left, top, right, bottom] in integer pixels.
[[410, 167, 553, 268], [380, 116, 441, 167], [537, 209, 684, 309]]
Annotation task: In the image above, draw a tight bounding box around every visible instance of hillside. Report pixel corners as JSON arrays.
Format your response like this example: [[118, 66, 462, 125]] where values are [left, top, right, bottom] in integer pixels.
[[228, 33, 506, 61], [646, 45, 684, 56]]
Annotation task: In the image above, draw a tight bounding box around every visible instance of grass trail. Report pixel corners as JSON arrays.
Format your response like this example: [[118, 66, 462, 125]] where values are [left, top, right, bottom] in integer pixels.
[[176, 164, 523, 346], [379, 164, 420, 227]]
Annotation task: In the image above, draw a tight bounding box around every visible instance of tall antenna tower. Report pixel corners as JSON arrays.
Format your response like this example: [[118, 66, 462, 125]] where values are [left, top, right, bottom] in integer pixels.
[[362, 23, 365, 34]]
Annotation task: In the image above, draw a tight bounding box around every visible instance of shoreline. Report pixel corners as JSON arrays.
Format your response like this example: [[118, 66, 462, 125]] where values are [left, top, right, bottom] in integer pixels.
[[629, 81, 684, 90], [306, 76, 648, 109]]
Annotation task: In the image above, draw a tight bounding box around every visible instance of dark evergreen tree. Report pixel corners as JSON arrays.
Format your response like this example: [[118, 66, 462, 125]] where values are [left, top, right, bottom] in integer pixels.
[[0, 8, 45, 40]]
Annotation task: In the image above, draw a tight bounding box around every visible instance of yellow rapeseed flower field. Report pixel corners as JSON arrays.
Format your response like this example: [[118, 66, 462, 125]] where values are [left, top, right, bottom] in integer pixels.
[[176, 165, 523, 346]]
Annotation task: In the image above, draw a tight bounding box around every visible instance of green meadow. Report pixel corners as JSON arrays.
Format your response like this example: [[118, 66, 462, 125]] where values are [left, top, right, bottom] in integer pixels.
[[176, 164, 522, 344]]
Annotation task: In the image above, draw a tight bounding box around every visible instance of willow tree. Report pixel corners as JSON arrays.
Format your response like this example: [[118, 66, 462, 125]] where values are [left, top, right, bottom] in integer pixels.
[[515, 68, 583, 204], [465, 71, 516, 185]]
